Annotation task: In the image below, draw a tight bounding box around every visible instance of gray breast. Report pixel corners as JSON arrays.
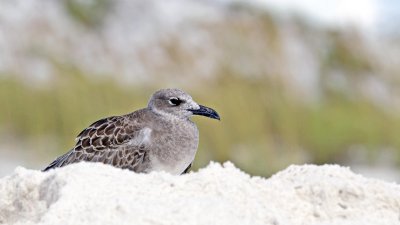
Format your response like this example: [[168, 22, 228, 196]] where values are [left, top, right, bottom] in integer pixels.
[[146, 117, 199, 174]]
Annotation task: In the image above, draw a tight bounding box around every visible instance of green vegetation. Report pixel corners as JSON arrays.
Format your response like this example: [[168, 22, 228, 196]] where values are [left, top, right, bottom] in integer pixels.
[[1, 71, 400, 176], [63, 0, 112, 28]]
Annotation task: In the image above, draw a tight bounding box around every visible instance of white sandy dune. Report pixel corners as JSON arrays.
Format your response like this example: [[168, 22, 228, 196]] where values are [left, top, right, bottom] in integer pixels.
[[0, 162, 399, 225]]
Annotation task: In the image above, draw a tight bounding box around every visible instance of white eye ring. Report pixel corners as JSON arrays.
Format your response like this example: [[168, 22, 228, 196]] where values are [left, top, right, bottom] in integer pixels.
[[168, 97, 182, 106]]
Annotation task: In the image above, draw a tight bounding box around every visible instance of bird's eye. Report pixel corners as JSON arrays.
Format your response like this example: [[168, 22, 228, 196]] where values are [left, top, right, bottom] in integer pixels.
[[168, 97, 182, 106]]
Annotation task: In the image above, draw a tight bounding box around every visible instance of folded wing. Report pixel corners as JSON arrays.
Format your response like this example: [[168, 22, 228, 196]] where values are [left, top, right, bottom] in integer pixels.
[[43, 115, 150, 172]]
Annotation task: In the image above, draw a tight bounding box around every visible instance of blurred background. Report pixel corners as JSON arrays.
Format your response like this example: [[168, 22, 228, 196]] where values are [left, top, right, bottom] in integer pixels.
[[1, 0, 400, 181]]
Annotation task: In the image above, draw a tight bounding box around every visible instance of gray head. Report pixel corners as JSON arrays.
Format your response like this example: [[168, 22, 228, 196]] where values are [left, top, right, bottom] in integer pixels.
[[148, 88, 220, 120]]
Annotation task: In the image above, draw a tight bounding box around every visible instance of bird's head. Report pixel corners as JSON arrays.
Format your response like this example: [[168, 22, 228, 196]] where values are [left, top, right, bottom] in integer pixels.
[[148, 88, 220, 120]]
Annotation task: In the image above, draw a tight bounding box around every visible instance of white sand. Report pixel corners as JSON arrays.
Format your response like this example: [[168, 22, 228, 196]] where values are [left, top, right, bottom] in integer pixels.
[[0, 162, 399, 225]]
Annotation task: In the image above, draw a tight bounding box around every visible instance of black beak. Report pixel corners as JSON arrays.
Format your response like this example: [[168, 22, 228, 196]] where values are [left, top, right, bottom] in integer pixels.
[[189, 105, 220, 120]]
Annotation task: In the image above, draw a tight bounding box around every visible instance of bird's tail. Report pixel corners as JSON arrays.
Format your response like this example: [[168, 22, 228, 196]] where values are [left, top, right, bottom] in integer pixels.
[[42, 150, 73, 172]]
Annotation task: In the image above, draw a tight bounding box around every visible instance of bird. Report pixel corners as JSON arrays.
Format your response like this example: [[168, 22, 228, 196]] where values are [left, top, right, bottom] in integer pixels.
[[43, 88, 220, 175]]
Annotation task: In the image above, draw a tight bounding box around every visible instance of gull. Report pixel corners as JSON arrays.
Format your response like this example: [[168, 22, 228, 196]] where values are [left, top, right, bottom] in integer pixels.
[[43, 88, 220, 175]]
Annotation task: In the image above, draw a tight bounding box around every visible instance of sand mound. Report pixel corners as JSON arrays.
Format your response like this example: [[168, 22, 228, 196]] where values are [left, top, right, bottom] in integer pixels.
[[0, 162, 399, 225]]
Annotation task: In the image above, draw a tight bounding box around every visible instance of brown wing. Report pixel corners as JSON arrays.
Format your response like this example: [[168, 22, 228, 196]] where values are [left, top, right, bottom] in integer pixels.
[[43, 115, 148, 172]]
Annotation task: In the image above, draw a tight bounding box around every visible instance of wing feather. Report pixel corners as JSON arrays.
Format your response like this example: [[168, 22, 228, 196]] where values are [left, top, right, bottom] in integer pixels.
[[43, 115, 150, 172]]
